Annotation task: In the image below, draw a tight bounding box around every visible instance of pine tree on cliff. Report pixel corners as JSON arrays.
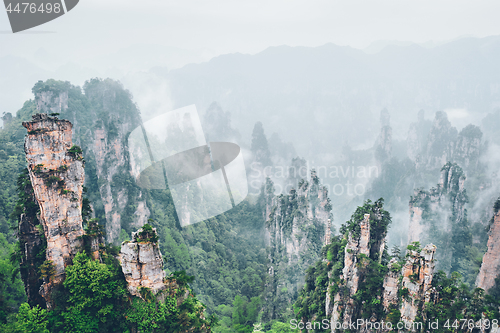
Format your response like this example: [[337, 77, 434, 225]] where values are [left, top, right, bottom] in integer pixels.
[[251, 121, 272, 167]]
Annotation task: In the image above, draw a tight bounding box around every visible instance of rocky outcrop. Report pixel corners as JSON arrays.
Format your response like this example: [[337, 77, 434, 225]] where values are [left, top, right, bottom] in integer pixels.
[[332, 214, 372, 326], [119, 225, 166, 297], [22, 113, 85, 307], [262, 171, 332, 321], [408, 162, 468, 272], [382, 258, 400, 311], [327, 202, 391, 332], [476, 209, 500, 293], [399, 244, 437, 324]]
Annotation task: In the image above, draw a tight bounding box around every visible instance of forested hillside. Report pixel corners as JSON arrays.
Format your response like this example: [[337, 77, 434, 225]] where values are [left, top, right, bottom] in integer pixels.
[[1, 78, 500, 332]]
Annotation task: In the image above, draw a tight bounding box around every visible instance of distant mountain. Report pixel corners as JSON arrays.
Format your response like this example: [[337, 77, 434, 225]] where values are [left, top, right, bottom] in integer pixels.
[[167, 36, 500, 158]]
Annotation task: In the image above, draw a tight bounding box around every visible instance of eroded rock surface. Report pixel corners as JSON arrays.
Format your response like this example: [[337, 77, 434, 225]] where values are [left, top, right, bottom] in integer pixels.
[[33, 79, 151, 244], [120, 226, 166, 297], [22, 113, 85, 306], [332, 214, 371, 326], [400, 244, 437, 324], [382, 258, 400, 311]]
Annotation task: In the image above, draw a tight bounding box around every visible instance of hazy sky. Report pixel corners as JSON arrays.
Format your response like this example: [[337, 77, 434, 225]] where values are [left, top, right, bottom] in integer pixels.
[[2, 0, 500, 61]]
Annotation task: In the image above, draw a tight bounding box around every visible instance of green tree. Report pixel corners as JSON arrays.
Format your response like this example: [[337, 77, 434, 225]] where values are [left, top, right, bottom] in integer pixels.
[[54, 252, 127, 332]]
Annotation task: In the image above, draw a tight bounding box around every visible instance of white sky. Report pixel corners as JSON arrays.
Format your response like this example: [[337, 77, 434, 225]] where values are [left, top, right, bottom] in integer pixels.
[[1, 0, 500, 60]]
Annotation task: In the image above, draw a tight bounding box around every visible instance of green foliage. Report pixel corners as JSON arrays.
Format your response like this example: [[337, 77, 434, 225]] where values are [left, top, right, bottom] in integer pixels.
[[45, 175, 62, 186], [32, 79, 71, 95], [171, 270, 195, 288], [0, 303, 49, 333], [0, 101, 37, 238], [135, 223, 159, 243], [422, 271, 500, 332], [67, 145, 83, 161], [39, 261, 55, 281], [294, 199, 391, 329], [214, 295, 260, 333], [126, 283, 213, 333], [46, 252, 128, 333], [494, 197, 500, 214], [293, 238, 344, 332], [407, 241, 422, 253], [67, 145, 82, 155], [0, 234, 27, 324], [57, 165, 68, 172]]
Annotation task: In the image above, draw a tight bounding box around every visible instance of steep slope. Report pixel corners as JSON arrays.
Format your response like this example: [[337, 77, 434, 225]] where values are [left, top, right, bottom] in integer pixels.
[[31, 79, 150, 244]]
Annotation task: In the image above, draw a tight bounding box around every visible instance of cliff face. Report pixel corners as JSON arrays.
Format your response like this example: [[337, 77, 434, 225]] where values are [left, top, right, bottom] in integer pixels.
[[85, 80, 149, 243], [476, 210, 500, 293], [120, 226, 166, 297], [262, 171, 332, 321], [331, 214, 373, 326], [33, 79, 150, 244], [408, 162, 468, 272], [399, 244, 437, 323], [327, 203, 390, 331], [35, 89, 68, 115], [22, 113, 85, 307], [381, 258, 400, 311]]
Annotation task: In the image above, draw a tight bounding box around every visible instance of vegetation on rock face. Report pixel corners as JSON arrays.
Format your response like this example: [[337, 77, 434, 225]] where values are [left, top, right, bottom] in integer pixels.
[[135, 223, 159, 243], [293, 199, 500, 333], [2, 165, 214, 332]]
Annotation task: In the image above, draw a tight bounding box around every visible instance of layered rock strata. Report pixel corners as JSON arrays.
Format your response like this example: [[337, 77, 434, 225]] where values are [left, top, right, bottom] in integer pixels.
[[22, 113, 85, 306]]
